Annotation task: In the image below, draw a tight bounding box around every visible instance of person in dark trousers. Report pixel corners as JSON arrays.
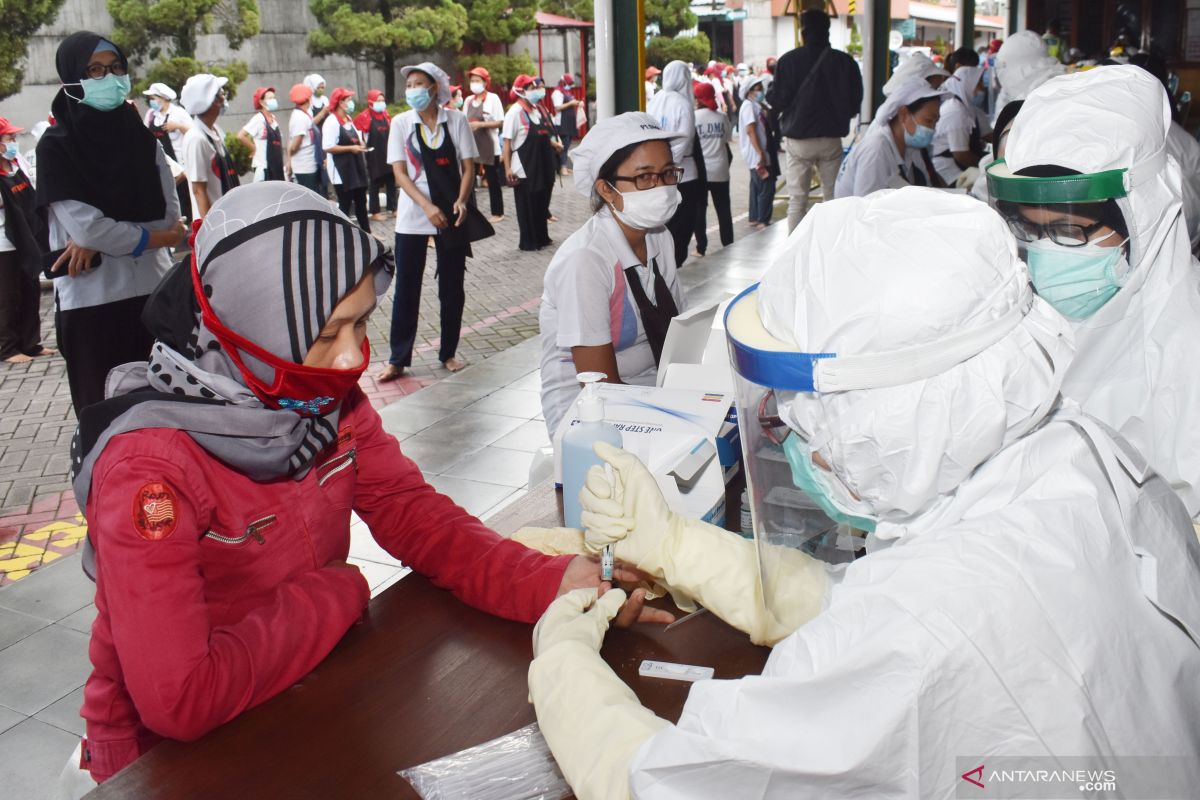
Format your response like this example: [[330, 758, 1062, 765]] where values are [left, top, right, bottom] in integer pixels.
[[552, 74, 580, 175], [355, 89, 396, 220], [691, 82, 733, 257], [35, 31, 188, 413], [502, 74, 561, 252], [465, 66, 506, 222], [379, 62, 479, 381], [0, 118, 52, 363], [323, 87, 370, 230], [768, 9, 863, 232], [646, 60, 701, 268]]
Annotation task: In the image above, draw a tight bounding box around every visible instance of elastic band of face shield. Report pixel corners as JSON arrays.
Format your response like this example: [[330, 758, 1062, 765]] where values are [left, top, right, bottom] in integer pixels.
[[986, 158, 1129, 204], [724, 282, 1034, 393]]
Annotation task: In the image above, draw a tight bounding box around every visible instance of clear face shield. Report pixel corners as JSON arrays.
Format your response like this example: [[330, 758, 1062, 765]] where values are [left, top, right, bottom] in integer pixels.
[[723, 288, 869, 611]]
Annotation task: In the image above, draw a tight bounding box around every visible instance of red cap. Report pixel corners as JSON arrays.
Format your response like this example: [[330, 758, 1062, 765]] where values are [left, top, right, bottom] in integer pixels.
[[366, 88, 384, 103], [988, 39, 1003, 54], [512, 74, 537, 91], [645, 66, 662, 79], [693, 81, 718, 111], [251, 86, 276, 110], [288, 84, 312, 105], [561, 73, 574, 85], [468, 67, 491, 83], [0, 117, 24, 136], [329, 87, 355, 110]]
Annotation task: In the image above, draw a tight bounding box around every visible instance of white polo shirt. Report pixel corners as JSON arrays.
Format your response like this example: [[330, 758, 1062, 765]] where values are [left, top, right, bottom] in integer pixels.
[[386, 106, 478, 236], [181, 119, 228, 214], [539, 209, 687, 437], [287, 108, 317, 175]]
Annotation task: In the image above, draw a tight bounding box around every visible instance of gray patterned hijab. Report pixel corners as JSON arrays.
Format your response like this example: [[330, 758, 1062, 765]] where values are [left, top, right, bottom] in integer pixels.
[[72, 182, 393, 521]]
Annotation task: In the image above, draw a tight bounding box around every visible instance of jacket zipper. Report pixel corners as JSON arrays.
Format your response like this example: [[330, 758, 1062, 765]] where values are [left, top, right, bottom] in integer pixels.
[[203, 514, 277, 545], [317, 447, 357, 486]]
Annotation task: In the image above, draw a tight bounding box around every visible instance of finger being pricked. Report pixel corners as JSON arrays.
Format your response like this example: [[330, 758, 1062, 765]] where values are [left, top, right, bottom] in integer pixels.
[[604, 585, 675, 628]]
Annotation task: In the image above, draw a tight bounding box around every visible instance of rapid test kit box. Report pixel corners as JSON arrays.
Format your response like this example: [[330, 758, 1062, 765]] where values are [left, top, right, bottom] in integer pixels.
[[553, 383, 738, 526]]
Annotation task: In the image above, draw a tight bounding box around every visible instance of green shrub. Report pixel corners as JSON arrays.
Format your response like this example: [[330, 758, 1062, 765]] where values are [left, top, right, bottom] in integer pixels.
[[133, 57, 249, 101], [646, 32, 711, 69], [223, 132, 253, 177]]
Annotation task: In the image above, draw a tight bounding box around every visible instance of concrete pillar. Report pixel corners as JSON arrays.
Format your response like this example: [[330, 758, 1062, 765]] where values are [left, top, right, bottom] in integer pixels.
[[861, 0, 890, 121], [1008, 0, 1027, 35], [594, 0, 616, 120], [956, 0, 976, 49]]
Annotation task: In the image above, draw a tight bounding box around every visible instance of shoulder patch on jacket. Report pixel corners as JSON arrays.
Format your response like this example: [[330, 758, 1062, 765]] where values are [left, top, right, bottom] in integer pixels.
[[132, 481, 179, 541]]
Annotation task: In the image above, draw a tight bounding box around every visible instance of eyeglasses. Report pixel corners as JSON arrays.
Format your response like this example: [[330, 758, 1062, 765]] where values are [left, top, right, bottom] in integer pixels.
[[1002, 215, 1114, 247], [84, 61, 128, 80], [611, 167, 684, 191]]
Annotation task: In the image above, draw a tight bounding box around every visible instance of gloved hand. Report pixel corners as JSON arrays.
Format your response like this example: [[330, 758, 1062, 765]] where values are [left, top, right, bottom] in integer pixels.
[[580, 441, 829, 646], [529, 588, 670, 800]]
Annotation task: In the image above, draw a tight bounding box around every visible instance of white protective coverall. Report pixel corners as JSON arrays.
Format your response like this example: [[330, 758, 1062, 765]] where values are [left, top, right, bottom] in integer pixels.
[[527, 188, 1200, 800], [992, 30, 1065, 115], [881, 52, 942, 97], [1165, 119, 1200, 248], [646, 61, 699, 183], [1005, 65, 1200, 515]]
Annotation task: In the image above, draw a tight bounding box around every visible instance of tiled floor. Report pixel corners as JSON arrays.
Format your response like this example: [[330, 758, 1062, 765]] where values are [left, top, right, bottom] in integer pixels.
[[0, 218, 784, 798]]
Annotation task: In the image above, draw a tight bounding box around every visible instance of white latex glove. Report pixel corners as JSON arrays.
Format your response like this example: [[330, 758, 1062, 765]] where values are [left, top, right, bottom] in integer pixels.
[[580, 441, 829, 646], [529, 588, 669, 800]]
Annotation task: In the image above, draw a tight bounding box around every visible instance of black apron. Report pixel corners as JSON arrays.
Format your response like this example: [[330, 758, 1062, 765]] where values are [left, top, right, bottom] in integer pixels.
[[415, 121, 492, 254], [205, 128, 240, 195], [623, 258, 679, 366], [331, 118, 368, 191], [515, 108, 557, 193], [0, 164, 48, 276], [556, 89, 578, 140], [147, 113, 177, 161], [261, 114, 285, 181], [365, 114, 391, 180]]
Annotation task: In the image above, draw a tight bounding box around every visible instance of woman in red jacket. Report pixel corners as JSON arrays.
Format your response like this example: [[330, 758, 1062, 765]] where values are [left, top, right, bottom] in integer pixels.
[[64, 181, 662, 788]]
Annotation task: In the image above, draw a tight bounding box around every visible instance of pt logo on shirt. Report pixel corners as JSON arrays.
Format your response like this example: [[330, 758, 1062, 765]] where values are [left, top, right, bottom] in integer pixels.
[[961, 764, 985, 789], [132, 481, 179, 541]]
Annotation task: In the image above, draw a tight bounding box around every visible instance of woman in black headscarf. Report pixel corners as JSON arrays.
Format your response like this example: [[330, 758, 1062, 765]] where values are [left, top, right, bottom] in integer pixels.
[[35, 31, 188, 414]]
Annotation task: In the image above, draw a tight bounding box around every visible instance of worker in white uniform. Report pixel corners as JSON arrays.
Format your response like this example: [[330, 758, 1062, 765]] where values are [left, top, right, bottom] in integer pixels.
[[835, 79, 948, 198], [987, 66, 1200, 516], [646, 61, 701, 268], [880, 51, 946, 96], [991, 30, 1065, 118], [538, 113, 688, 438], [525, 187, 1200, 799], [930, 66, 991, 187]]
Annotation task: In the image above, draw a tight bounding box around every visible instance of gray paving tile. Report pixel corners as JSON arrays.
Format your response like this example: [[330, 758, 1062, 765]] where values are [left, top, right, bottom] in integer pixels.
[[0, 557, 94, 623], [505, 370, 542, 392], [406, 410, 526, 448], [33, 685, 85, 737], [376, 402, 454, 437], [0, 704, 25, 735], [462, 388, 544, 419], [443, 446, 536, 488], [57, 604, 97, 636], [492, 420, 553, 453], [0, 625, 91, 716], [399, 381, 496, 412], [0, 717, 80, 800], [442, 362, 533, 388], [425, 475, 518, 518], [397, 435, 488, 475], [0, 606, 49, 651]]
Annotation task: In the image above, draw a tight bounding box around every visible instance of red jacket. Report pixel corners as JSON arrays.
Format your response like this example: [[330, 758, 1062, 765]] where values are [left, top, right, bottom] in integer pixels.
[[80, 388, 570, 781]]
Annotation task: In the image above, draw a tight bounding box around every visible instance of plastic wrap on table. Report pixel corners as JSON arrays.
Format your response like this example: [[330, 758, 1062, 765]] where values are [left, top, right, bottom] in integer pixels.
[[397, 722, 572, 800]]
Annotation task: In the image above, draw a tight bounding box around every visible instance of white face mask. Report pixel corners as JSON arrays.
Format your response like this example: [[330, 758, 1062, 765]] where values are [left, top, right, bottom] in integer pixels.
[[470, 82, 485, 95], [608, 184, 681, 230]]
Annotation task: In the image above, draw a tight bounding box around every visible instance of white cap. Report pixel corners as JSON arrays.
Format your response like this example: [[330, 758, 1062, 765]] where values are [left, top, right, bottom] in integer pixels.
[[142, 82, 177, 101], [180, 74, 228, 115], [400, 62, 451, 105], [570, 111, 685, 198]]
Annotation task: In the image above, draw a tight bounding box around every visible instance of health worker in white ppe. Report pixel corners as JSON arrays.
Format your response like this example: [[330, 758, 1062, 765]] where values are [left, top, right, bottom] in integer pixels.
[[526, 187, 1200, 800], [646, 61, 701, 268], [987, 65, 1200, 516], [991, 30, 1065, 117], [834, 79, 948, 198], [538, 113, 687, 438]]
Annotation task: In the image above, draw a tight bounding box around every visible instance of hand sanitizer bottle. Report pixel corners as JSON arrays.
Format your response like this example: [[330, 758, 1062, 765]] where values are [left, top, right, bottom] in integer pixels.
[[562, 372, 623, 529]]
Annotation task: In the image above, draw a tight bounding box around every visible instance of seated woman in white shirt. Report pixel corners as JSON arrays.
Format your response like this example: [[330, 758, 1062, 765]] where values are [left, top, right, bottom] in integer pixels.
[[930, 66, 991, 186], [835, 79, 948, 198], [539, 113, 688, 437]]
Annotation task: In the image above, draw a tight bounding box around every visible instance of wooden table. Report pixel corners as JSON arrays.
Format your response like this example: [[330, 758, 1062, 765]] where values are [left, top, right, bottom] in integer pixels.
[[86, 486, 768, 799]]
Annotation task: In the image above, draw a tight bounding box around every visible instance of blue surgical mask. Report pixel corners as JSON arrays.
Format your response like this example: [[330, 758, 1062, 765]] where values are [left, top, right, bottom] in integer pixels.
[[1025, 237, 1128, 320], [406, 87, 432, 112], [372, 100, 386, 113], [149, 99, 161, 111], [3, 143, 17, 161], [345, 100, 355, 114], [782, 433, 877, 532], [77, 73, 131, 111], [265, 98, 278, 112], [526, 88, 546, 103], [903, 123, 935, 150]]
